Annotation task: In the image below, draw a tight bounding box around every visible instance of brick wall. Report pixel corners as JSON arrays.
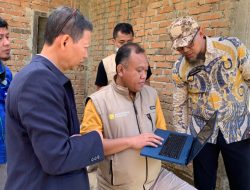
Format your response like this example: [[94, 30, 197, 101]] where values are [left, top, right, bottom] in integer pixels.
[[0, 0, 240, 189], [86, 1, 236, 189], [0, 0, 87, 118], [87, 0, 236, 128]]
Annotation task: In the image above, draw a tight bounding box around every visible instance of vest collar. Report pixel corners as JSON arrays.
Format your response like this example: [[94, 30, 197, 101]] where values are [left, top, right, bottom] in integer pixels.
[[111, 81, 140, 101]]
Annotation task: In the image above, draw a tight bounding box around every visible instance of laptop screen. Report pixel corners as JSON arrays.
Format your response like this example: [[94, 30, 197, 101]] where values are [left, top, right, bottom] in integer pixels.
[[187, 111, 217, 163]]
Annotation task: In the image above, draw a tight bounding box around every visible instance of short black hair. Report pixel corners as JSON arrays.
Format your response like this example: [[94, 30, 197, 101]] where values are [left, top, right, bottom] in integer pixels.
[[0, 17, 8, 29], [44, 6, 93, 45], [115, 42, 145, 66], [113, 23, 134, 39]]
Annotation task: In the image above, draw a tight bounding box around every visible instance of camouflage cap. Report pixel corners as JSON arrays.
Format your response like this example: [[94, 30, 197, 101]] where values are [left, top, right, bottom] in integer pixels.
[[168, 16, 199, 49]]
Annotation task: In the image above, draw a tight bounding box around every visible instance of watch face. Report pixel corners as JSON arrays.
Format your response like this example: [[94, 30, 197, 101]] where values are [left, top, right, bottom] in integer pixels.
[[0, 61, 6, 83]]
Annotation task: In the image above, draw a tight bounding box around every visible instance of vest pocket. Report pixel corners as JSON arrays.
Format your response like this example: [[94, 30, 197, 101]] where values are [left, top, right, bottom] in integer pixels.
[[143, 108, 156, 132]]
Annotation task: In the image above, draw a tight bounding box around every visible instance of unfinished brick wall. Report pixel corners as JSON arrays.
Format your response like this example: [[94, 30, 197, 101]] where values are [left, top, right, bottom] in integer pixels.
[[0, 0, 241, 189], [87, 0, 236, 128], [0, 0, 87, 117], [86, 1, 237, 189]]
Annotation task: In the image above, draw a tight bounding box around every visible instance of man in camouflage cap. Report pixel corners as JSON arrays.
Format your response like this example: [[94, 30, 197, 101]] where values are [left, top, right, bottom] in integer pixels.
[[169, 16, 250, 190], [169, 16, 205, 63]]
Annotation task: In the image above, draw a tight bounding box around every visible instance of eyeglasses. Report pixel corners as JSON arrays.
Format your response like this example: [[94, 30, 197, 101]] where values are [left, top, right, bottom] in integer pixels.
[[56, 9, 77, 36], [175, 27, 200, 52]]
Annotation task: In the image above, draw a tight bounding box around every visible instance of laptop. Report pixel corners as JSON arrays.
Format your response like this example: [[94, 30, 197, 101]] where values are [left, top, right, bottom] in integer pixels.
[[140, 111, 217, 165]]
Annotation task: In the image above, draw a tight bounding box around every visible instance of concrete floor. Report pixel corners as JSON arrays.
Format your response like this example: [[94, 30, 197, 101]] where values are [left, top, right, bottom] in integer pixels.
[[0, 165, 98, 190], [0, 164, 7, 190]]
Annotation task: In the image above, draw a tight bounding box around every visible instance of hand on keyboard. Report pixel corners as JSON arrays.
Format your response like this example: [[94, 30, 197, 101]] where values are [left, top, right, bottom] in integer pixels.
[[129, 132, 164, 150]]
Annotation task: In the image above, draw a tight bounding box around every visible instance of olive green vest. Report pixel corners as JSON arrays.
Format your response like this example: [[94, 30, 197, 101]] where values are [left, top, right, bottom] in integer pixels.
[[102, 54, 116, 84], [89, 82, 161, 190]]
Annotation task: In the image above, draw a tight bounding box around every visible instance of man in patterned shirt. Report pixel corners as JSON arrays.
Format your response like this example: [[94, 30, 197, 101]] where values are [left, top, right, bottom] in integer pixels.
[[169, 16, 250, 190]]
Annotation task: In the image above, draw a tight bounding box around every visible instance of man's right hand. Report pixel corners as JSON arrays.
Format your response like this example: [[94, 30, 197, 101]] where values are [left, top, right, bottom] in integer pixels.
[[129, 132, 163, 150]]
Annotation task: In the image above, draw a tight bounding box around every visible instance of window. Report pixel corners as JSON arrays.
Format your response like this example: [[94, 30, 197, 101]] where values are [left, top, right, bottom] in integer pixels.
[[32, 11, 48, 55]]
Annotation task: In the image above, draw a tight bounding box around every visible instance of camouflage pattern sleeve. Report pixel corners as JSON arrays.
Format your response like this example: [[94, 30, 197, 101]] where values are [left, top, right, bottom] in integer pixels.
[[172, 62, 189, 133]]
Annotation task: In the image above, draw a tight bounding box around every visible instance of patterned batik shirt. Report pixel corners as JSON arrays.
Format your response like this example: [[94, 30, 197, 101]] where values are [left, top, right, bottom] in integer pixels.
[[172, 36, 250, 144]]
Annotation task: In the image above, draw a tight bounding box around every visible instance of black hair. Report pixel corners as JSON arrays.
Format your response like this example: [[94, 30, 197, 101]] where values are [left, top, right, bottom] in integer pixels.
[[115, 42, 145, 66], [44, 6, 93, 45], [0, 17, 8, 29], [113, 23, 134, 39]]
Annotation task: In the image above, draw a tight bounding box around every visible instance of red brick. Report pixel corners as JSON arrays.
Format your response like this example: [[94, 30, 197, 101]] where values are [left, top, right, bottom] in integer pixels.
[[136, 30, 145, 37], [151, 82, 165, 88], [163, 69, 172, 75], [0, 0, 20, 5], [189, 5, 211, 15], [152, 28, 167, 35], [205, 29, 216, 37], [146, 9, 156, 17], [205, 0, 220, 3], [152, 69, 163, 75], [151, 42, 165, 48], [186, 0, 199, 8], [159, 5, 174, 14], [154, 76, 170, 83], [199, 21, 210, 28], [145, 35, 158, 42], [172, 0, 182, 3], [151, 14, 166, 22], [210, 20, 229, 28], [145, 22, 158, 29], [150, 55, 166, 62], [148, 2, 162, 9], [174, 2, 185, 10], [198, 12, 223, 21], [159, 20, 172, 28]]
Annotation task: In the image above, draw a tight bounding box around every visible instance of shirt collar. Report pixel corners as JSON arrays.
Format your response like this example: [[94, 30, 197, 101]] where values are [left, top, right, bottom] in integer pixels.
[[205, 36, 224, 58], [35, 54, 69, 85]]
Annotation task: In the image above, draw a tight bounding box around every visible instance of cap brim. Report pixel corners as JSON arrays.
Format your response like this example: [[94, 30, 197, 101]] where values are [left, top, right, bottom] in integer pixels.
[[172, 33, 196, 50]]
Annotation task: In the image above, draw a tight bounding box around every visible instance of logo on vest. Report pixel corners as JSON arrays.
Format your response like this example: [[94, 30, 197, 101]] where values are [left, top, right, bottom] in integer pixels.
[[108, 111, 129, 120]]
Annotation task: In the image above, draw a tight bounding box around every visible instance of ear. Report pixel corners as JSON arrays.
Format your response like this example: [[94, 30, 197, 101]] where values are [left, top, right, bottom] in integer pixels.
[[199, 27, 205, 37], [116, 64, 124, 77], [60, 34, 71, 49]]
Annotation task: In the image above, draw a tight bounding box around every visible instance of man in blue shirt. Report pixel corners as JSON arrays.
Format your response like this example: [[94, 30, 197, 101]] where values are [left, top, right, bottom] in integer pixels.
[[0, 17, 12, 190]]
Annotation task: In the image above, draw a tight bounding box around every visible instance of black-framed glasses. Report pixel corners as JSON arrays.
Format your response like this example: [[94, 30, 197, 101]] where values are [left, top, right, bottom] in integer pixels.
[[56, 9, 77, 36], [176, 27, 200, 51]]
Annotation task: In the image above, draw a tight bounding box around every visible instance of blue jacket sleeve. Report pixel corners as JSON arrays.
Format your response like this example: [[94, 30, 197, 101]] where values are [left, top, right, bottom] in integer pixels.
[[17, 69, 104, 175]]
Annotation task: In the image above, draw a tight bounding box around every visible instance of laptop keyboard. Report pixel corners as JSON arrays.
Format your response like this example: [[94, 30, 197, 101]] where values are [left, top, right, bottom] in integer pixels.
[[159, 134, 187, 159]]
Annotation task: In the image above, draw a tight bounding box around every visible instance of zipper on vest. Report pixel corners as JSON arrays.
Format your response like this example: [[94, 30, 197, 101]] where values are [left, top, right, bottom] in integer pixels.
[[133, 100, 148, 189], [109, 160, 114, 185], [143, 157, 148, 190], [146, 113, 154, 131], [132, 101, 142, 134]]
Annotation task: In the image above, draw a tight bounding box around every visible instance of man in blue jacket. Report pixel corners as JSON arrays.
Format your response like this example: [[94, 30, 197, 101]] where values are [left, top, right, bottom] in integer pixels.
[[5, 6, 104, 190], [0, 17, 12, 190]]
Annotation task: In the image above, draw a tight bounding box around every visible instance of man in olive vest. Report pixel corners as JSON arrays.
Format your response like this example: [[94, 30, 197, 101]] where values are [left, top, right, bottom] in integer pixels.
[[95, 23, 152, 90], [81, 43, 196, 190]]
